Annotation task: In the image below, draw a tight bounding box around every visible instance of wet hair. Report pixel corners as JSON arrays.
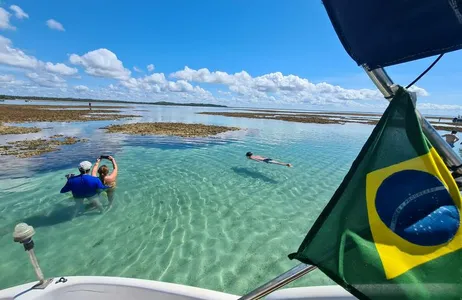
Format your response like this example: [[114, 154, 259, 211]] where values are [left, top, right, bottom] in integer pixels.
[[246, 152, 253, 157], [79, 168, 90, 175], [452, 130, 457, 134], [98, 165, 109, 177]]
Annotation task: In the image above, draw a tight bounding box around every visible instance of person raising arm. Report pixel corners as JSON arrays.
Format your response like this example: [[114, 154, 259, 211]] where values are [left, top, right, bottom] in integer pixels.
[[61, 161, 108, 216], [93, 156, 118, 208]]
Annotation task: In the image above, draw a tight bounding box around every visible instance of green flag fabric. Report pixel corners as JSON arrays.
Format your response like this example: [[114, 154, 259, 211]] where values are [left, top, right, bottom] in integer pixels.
[[289, 87, 462, 299]]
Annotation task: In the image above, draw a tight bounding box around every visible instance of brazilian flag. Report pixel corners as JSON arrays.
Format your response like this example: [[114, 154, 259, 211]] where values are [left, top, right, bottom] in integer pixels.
[[289, 87, 461, 299]]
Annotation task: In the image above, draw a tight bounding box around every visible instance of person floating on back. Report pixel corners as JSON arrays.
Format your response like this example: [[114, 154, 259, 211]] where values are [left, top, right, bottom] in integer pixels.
[[442, 130, 459, 148], [246, 152, 292, 167], [92, 155, 118, 208], [60, 161, 109, 215]]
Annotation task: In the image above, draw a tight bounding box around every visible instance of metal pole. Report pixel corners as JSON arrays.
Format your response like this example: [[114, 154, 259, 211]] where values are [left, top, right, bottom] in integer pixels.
[[364, 67, 462, 169], [238, 264, 317, 300]]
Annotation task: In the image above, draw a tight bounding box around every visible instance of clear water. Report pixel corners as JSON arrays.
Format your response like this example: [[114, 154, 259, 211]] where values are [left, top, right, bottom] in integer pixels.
[[1, 105, 458, 294]]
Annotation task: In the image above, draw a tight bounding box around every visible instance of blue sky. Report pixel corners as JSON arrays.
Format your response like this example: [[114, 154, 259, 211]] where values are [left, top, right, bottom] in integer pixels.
[[0, 0, 461, 112]]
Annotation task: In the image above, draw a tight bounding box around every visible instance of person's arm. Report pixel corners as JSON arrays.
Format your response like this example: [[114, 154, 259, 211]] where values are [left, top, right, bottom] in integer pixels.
[[106, 156, 118, 181], [455, 136, 460, 142], [91, 158, 101, 177], [442, 134, 448, 137], [95, 177, 109, 190], [60, 180, 71, 193]]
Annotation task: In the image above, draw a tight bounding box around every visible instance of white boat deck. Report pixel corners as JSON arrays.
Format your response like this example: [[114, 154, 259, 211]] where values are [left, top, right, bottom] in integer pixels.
[[0, 276, 355, 300]]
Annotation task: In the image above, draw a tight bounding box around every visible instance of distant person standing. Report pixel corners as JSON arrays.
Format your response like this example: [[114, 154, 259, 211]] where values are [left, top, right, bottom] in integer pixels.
[[442, 131, 459, 148], [89, 102, 92, 111]]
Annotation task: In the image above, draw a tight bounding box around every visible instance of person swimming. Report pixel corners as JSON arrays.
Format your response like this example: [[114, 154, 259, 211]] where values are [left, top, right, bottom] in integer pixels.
[[246, 152, 292, 167], [92, 155, 118, 208]]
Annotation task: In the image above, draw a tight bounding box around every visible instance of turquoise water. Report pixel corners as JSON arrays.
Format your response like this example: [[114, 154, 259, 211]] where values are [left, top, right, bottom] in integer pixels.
[[0, 105, 435, 294]]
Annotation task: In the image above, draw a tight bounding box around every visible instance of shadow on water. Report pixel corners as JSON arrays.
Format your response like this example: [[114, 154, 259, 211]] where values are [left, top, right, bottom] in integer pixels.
[[231, 167, 278, 184], [125, 135, 237, 151], [21, 203, 100, 229]]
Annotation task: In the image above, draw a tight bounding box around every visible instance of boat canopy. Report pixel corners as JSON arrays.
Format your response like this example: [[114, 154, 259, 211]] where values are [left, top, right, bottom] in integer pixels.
[[322, 0, 462, 70]]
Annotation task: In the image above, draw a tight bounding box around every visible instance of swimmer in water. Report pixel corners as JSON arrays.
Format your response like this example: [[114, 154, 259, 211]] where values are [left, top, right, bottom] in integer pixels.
[[92, 156, 118, 208], [246, 152, 292, 167], [442, 131, 459, 148]]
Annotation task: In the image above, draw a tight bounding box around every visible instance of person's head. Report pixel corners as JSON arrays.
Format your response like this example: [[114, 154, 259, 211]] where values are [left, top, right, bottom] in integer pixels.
[[246, 152, 253, 158], [78, 161, 92, 174], [98, 165, 109, 177], [452, 130, 457, 135]]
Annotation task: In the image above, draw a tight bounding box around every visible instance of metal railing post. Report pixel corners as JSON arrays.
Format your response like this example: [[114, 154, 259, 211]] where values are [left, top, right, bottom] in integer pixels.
[[364, 67, 462, 169], [238, 264, 317, 300]]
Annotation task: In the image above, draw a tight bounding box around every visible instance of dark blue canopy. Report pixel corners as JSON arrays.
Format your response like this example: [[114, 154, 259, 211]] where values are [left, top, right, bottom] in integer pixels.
[[322, 0, 462, 70]]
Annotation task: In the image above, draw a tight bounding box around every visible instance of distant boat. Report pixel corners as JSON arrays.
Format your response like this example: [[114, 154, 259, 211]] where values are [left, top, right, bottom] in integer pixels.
[[453, 117, 462, 123]]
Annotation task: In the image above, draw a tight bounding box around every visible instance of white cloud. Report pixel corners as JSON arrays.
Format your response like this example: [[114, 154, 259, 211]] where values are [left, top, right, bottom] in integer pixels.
[[0, 73, 25, 86], [119, 71, 211, 97], [9, 5, 29, 19], [0, 8, 15, 30], [0, 35, 79, 80], [0, 35, 39, 69], [26, 72, 66, 88], [408, 85, 430, 97], [170, 67, 389, 104], [74, 85, 90, 92], [0, 74, 15, 82], [133, 66, 143, 73], [417, 103, 462, 110], [45, 62, 78, 76], [70, 48, 131, 80], [147, 64, 155, 72], [46, 19, 65, 31]]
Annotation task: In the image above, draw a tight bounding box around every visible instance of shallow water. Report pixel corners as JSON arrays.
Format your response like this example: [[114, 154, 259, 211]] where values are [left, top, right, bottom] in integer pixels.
[[0, 105, 459, 294]]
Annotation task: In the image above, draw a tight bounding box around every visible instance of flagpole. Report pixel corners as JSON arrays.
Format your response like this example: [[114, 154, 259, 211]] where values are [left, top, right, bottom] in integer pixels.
[[238, 264, 317, 300], [364, 67, 462, 170]]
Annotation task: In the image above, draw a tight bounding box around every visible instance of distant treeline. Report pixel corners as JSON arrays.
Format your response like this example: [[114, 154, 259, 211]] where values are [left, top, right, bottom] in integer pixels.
[[0, 94, 227, 108]]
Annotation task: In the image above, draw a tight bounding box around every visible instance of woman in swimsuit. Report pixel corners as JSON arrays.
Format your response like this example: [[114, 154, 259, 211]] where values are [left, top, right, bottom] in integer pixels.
[[92, 156, 118, 207]]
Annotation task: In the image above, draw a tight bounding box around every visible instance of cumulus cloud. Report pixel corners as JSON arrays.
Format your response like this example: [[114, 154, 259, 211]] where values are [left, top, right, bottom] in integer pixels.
[[70, 49, 131, 80], [170, 67, 390, 104], [26, 72, 66, 88], [74, 85, 90, 92], [133, 66, 143, 73], [46, 19, 65, 31], [0, 73, 25, 86], [0, 7, 15, 30], [9, 5, 29, 19], [0, 74, 15, 82], [417, 103, 462, 110], [147, 64, 155, 72], [0, 35, 39, 68], [45, 62, 78, 76], [119, 71, 211, 96], [408, 85, 430, 97], [0, 35, 78, 81]]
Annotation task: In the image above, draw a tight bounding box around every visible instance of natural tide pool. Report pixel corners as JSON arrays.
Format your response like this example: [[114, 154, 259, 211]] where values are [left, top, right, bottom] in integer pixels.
[[1, 104, 458, 294]]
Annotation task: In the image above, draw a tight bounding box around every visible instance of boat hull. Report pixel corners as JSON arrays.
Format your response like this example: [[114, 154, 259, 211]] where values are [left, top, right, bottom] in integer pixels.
[[0, 276, 355, 300]]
